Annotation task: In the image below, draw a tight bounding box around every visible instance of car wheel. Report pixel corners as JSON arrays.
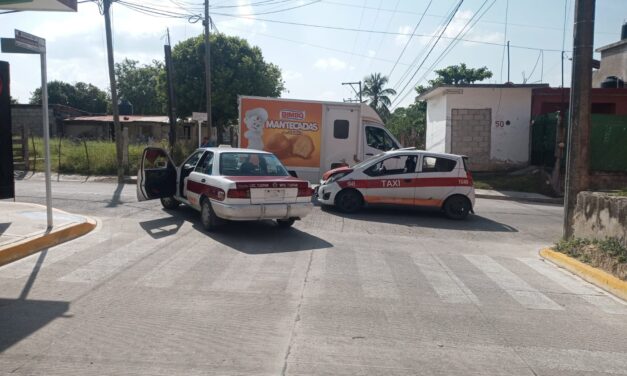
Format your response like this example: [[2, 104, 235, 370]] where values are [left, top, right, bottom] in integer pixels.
[[443, 195, 471, 220], [276, 218, 295, 228], [160, 196, 180, 210], [335, 189, 363, 213], [200, 198, 218, 231]]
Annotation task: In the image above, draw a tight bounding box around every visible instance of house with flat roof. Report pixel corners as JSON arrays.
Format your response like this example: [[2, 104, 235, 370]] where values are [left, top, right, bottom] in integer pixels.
[[417, 84, 548, 171]]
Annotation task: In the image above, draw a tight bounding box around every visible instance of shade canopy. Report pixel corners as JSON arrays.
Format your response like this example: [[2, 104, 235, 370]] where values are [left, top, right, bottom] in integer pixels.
[[0, 0, 77, 12]]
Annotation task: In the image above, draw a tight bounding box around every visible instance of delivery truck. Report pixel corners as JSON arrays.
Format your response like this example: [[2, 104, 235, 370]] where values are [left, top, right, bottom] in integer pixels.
[[238, 96, 402, 183]]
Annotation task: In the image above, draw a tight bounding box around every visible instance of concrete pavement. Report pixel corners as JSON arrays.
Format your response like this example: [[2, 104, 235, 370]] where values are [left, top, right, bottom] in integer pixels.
[[1, 179, 626, 375]]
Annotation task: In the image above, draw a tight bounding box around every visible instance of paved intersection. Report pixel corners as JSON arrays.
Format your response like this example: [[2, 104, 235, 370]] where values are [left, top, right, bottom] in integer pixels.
[[1, 179, 626, 375]]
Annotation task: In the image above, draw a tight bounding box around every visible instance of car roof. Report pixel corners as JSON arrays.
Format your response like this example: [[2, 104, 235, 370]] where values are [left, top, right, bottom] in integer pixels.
[[383, 148, 465, 159], [196, 147, 272, 155]]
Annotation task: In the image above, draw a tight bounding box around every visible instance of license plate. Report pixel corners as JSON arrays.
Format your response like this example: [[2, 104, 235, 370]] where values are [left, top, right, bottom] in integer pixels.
[[265, 189, 284, 199]]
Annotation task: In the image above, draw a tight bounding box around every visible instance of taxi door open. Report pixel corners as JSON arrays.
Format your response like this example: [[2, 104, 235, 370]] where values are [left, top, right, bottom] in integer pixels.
[[137, 147, 177, 201]]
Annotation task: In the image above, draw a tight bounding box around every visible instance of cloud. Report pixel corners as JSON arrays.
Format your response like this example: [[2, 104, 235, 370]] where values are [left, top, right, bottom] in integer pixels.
[[368, 50, 376, 57], [313, 57, 348, 71], [395, 25, 412, 46]]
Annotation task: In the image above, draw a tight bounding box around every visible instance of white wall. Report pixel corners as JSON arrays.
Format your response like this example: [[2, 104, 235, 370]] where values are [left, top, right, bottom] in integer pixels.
[[425, 95, 447, 153], [445, 87, 533, 164]]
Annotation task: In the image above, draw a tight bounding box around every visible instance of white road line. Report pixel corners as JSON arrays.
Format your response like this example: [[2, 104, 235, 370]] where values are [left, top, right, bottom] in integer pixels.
[[0, 230, 111, 279], [518, 257, 627, 315], [137, 246, 207, 288], [209, 253, 266, 291], [58, 234, 160, 284], [412, 252, 480, 304], [355, 250, 399, 299], [465, 254, 563, 310]]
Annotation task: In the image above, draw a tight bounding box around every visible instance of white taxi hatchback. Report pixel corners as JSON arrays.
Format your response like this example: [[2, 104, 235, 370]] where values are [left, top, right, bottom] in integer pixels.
[[137, 147, 314, 231], [317, 148, 475, 219]]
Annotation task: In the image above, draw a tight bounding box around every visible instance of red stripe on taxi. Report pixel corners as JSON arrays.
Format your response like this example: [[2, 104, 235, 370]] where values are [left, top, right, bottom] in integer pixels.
[[338, 177, 472, 189]]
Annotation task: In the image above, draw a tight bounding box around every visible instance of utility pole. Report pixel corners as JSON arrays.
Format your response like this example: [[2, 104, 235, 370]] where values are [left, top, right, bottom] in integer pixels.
[[342, 81, 362, 103], [563, 0, 595, 239], [164, 28, 177, 152], [204, 0, 214, 144], [103, 0, 124, 183], [506, 41, 510, 82]]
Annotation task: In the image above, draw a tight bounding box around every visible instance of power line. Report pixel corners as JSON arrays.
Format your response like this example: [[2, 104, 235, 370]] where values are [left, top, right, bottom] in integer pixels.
[[499, 0, 509, 83], [365, 0, 400, 73], [387, 0, 433, 79], [390, 0, 464, 107]]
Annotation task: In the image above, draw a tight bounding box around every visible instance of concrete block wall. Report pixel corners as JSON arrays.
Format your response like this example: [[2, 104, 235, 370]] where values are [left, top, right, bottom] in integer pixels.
[[11, 106, 58, 137], [574, 192, 627, 247], [451, 108, 491, 171]]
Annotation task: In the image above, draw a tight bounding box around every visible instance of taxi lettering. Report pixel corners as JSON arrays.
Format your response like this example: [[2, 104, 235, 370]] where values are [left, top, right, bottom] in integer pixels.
[[382, 179, 401, 188]]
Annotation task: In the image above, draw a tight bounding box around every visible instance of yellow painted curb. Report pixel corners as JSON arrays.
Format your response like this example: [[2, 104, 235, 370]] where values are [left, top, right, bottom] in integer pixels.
[[540, 248, 627, 302], [0, 219, 96, 268]]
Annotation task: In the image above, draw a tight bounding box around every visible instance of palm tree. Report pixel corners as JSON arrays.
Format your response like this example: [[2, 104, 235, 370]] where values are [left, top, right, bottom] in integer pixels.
[[361, 73, 397, 120]]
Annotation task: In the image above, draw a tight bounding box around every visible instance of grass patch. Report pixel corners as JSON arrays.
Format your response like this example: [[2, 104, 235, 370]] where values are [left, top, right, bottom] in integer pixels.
[[27, 138, 197, 176], [473, 171, 554, 196], [555, 237, 627, 280], [611, 189, 627, 197]]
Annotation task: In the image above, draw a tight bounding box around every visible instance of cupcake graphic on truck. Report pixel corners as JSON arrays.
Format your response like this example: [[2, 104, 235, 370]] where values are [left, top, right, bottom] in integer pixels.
[[238, 96, 401, 183]]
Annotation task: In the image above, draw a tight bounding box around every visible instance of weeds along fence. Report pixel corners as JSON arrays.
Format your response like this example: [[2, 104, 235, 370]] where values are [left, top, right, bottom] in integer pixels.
[[27, 137, 197, 176]]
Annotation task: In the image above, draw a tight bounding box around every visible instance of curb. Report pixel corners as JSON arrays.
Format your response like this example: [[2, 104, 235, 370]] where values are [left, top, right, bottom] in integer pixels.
[[476, 194, 563, 205], [0, 217, 97, 268], [540, 248, 627, 302]]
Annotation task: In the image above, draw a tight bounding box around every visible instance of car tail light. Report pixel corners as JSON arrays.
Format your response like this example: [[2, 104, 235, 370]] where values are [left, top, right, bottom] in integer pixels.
[[298, 186, 314, 197], [227, 188, 250, 199]]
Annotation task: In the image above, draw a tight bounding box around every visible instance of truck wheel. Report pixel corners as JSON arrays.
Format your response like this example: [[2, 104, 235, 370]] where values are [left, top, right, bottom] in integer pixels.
[[335, 189, 363, 213], [443, 195, 471, 220], [276, 218, 295, 228], [160, 196, 180, 210], [200, 198, 218, 231]]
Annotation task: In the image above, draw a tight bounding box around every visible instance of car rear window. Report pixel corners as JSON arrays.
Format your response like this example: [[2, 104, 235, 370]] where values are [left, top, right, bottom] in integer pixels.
[[422, 156, 457, 172], [220, 152, 289, 176], [462, 156, 470, 172]]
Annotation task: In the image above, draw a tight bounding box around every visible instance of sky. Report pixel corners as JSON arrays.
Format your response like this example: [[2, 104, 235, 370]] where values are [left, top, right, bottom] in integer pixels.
[[0, 0, 625, 112]]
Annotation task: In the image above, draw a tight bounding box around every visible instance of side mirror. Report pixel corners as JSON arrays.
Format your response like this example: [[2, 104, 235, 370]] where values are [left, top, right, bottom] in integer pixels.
[[288, 170, 298, 178]]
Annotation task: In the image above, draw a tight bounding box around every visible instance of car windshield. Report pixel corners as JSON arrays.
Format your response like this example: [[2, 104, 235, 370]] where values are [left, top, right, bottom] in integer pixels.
[[219, 152, 289, 176]]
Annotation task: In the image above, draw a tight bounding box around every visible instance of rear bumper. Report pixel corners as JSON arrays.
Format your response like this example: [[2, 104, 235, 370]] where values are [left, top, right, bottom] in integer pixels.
[[211, 201, 313, 221]]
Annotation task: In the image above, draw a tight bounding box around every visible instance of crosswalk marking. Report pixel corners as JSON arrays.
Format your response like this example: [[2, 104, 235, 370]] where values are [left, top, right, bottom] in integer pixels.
[[518, 257, 627, 315], [465, 254, 563, 310], [136, 245, 207, 288], [0, 229, 111, 279], [356, 250, 399, 299], [209, 253, 267, 291], [412, 252, 480, 304], [58, 234, 160, 283]]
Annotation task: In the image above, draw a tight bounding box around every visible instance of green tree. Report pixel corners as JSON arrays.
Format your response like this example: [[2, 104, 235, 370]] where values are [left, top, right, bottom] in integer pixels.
[[10, 96, 18, 104], [172, 33, 284, 130], [361, 73, 396, 121], [428, 63, 492, 86], [30, 81, 109, 113], [115, 58, 166, 115], [386, 96, 426, 149]]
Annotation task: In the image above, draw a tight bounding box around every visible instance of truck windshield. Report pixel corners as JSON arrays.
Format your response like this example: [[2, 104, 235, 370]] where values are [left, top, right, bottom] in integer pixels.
[[220, 152, 289, 176]]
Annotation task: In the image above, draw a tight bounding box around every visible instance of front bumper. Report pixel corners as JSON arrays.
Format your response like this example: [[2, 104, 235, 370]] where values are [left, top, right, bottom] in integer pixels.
[[211, 201, 313, 221], [316, 182, 342, 205]]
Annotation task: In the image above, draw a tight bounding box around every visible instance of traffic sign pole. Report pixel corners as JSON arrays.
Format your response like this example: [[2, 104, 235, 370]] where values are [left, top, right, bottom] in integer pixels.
[[40, 49, 52, 229]]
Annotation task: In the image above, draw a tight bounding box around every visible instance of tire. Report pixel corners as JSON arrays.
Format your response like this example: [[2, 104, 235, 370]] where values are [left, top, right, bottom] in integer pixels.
[[335, 189, 363, 213], [276, 218, 296, 228], [200, 197, 218, 231], [443, 195, 471, 220], [160, 196, 180, 210]]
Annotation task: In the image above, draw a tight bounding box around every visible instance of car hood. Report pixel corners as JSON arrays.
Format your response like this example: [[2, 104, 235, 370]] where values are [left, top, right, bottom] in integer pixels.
[[322, 166, 353, 181]]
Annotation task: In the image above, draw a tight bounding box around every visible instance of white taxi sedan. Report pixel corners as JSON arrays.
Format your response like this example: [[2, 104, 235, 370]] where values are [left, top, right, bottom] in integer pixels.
[[317, 148, 475, 219], [137, 147, 313, 231]]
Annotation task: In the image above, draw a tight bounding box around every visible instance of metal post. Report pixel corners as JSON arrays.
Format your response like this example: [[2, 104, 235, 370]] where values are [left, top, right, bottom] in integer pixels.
[[204, 0, 214, 145], [507, 41, 510, 82], [103, 0, 124, 183], [563, 0, 595, 239], [40, 51, 52, 228], [198, 120, 202, 148]]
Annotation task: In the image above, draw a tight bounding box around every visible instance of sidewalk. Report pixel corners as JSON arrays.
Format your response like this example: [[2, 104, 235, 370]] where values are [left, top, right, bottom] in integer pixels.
[[15, 171, 137, 184], [0, 201, 96, 267], [475, 189, 563, 204]]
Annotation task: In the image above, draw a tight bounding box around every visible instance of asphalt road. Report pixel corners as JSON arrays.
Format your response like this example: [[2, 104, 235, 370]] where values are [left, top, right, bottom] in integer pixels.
[[1, 178, 626, 375]]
